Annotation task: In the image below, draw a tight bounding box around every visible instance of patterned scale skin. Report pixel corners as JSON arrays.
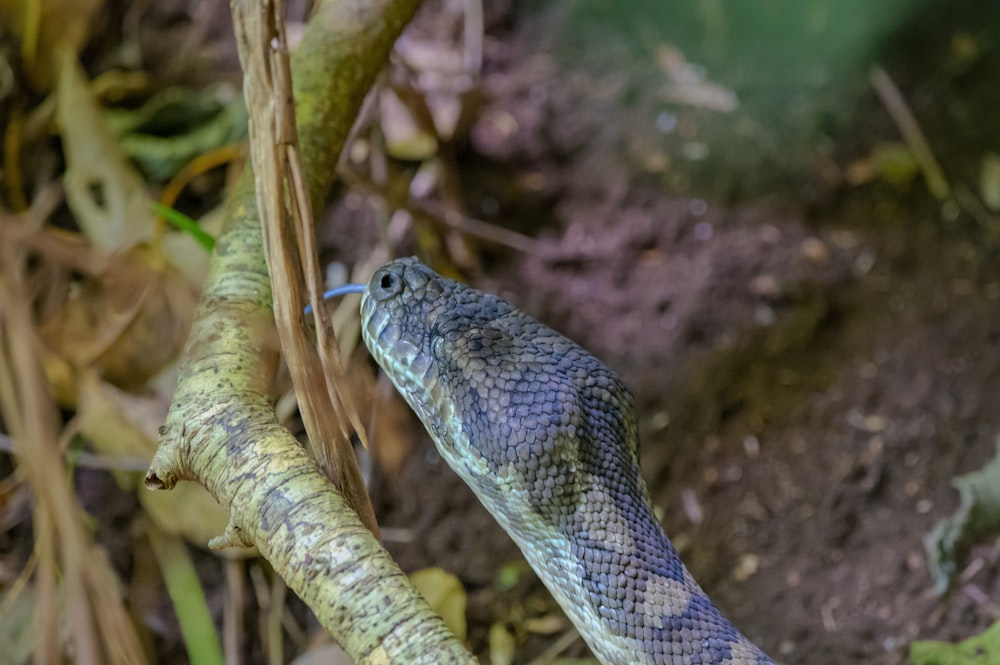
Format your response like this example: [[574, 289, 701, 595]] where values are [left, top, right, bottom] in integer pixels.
[[359, 258, 775, 665]]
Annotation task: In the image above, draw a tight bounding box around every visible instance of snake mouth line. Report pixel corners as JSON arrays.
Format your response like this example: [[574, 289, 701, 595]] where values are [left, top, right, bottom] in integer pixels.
[[361, 298, 440, 415]]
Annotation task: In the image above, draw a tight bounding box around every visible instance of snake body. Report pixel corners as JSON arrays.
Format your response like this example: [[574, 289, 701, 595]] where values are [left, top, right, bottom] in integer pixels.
[[358, 258, 775, 665]]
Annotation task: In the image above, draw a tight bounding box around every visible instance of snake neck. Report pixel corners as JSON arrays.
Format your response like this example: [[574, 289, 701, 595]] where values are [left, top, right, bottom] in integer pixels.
[[430, 392, 773, 665]]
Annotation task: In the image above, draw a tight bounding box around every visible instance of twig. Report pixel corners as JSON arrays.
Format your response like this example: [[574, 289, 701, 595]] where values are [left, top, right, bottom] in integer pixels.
[[1, 213, 147, 663], [871, 66, 1000, 236], [236, 0, 377, 534], [0, 433, 150, 472], [870, 65, 950, 201], [462, 0, 483, 73], [523, 627, 582, 665], [954, 184, 1000, 236], [341, 166, 540, 254]]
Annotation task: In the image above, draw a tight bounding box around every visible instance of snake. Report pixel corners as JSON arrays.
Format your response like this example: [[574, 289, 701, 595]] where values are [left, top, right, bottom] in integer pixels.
[[342, 257, 775, 665]]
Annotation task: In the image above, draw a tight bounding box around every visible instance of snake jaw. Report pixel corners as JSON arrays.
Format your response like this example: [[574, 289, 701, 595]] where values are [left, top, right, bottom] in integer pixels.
[[363, 296, 441, 427], [360, 261, 467, 466]]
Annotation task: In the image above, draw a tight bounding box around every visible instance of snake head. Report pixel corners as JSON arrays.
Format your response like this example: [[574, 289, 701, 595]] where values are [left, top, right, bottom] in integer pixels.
[[360, 256, 640, 499], [360, 257, 518, 470]]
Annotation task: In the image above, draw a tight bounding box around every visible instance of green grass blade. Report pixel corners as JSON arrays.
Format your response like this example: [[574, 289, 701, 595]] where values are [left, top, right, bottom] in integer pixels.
[[150, 201, 216, 251]]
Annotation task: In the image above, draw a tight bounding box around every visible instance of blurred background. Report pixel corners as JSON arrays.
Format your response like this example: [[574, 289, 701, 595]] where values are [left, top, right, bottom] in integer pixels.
[[1, 1, 999, 663]]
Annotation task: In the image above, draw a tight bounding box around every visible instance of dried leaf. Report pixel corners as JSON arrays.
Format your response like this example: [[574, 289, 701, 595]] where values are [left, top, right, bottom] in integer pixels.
[[872, 142, 920, 186], [845, 142, 919, 188], [369, 372, 417, 480], [139, 485, 235, 554], [56, 53, 157, 251], [380, 87, 438, 161], [656, 43, 738, 112], [0, 0, 103, 88], [488, 623, 516, 665], [77, 371, 163, 475], [409, 567, 467, 641], [524, 614, 568, 635], [40, 247, 198, 391], [979, 153, 1000, 211], [288, 643, 354, 665], [76, 372, 232, 548]]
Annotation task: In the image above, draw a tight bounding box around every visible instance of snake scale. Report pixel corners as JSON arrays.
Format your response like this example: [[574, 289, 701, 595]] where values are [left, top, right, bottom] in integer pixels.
[[350, 257, 775, 665]]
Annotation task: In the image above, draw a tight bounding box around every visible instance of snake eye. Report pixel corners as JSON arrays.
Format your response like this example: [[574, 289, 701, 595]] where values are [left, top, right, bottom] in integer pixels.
[[371, 268, 404, 301]]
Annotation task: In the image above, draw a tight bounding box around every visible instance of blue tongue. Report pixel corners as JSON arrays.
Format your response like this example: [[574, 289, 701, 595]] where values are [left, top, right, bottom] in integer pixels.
[[303, 283, 366, 314]]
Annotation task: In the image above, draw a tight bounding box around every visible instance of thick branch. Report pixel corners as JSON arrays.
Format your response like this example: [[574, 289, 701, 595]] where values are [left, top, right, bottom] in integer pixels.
[[147, 0, 474, 661]]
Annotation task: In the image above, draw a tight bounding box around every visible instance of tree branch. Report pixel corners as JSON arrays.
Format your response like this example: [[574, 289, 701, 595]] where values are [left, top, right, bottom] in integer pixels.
[[146, 0, 475, 661]]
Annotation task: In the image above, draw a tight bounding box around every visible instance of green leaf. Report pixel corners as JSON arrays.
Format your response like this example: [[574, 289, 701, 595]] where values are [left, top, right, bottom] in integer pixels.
[[925, 440, 1000, 593], [0, 585, 37, 665], [911, 620, 1000, 665], [148, 525, 224, 665], [105, 85, 248, 181]]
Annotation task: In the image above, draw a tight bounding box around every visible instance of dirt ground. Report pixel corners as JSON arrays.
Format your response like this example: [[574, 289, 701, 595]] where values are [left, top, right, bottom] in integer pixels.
[[373, 2, 1000, 664]]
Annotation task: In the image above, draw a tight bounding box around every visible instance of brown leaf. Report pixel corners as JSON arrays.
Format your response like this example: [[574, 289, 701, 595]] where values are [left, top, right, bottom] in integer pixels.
[[380, 86, 439, 160], [0, 0, 104, 88], [139, 481, 234, 550], [56, 53, 157, 252], [76, 371, 233, 548], [77, 370, 162, 467], [409, 567, 467, 641], [40, 246, 198, 392], [368, 371, 418, 481]]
